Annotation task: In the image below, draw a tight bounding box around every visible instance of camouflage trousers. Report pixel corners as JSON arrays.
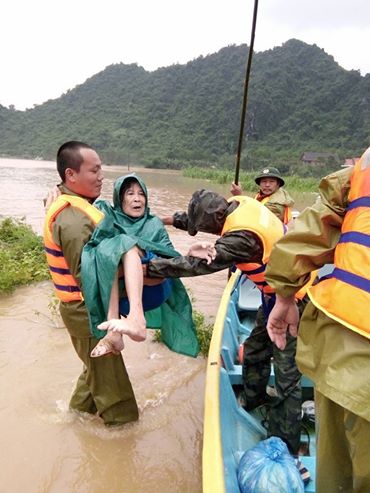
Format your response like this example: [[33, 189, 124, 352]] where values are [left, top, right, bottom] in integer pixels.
[[242, 305, 302, 455]]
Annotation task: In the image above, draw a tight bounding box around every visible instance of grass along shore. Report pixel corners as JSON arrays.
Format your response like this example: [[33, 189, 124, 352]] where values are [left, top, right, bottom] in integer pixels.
[[183, 167, 319, 193]]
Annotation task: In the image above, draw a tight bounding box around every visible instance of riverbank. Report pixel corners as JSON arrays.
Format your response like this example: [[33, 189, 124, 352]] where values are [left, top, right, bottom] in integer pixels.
[[183, 167, 319, 192], [0, 218, 49, 293]]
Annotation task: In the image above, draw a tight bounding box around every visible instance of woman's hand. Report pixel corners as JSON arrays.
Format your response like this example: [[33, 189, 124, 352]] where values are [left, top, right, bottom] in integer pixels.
[[187, 241, 216, 265], [43, 186, 61, 211]]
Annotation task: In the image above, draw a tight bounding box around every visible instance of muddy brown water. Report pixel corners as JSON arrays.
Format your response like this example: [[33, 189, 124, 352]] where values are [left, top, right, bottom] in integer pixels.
[[0, 158, 317, 492]]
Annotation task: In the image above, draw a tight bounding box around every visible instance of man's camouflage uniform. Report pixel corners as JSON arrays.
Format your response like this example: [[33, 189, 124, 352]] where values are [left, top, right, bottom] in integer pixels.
[[147, 190, 302, 454]]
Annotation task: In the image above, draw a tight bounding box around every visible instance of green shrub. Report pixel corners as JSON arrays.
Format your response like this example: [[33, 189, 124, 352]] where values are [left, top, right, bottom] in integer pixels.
[[0, 218, 49, 293], [153, 308, 213, 357]]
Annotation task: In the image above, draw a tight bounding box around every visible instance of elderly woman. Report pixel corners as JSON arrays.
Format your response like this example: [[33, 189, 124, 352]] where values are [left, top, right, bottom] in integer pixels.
[[82, 173, 213, 358]]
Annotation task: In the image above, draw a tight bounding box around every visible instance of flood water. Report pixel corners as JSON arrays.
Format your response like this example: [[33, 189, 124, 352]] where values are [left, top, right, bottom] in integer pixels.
[[0, 158, 317, 493]]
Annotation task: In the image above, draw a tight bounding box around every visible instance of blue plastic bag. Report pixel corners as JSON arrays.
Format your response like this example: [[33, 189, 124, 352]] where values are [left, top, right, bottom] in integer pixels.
[[237, 437, 304, 493]]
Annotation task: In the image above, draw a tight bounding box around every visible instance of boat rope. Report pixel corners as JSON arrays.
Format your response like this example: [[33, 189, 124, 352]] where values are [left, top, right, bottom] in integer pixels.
[[234, 0, 259, 185]]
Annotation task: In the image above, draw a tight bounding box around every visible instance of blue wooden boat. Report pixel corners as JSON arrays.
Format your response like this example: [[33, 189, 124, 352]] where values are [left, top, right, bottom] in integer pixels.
[[202, 270, 316, 493]]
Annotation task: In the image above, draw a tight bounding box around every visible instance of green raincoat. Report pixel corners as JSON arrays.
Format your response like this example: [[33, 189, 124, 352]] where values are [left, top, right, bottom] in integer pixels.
[[81, 173, 199, 357]]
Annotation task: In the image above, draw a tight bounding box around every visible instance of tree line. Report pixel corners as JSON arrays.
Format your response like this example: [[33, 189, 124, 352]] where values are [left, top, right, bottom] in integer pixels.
[[0, 39, 369, 177]]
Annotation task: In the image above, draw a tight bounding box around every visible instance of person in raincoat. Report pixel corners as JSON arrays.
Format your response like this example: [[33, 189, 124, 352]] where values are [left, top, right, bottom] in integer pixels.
[[83, 173, 204, 359], [265, 146, 370, 492], [143, 189, 304, 456], [231, 167, 294, 225]]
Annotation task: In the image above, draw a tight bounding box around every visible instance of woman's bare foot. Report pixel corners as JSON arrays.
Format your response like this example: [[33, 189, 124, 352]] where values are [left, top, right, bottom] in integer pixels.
[[90, 332, 125, 358], [98, 316, 147, 342]]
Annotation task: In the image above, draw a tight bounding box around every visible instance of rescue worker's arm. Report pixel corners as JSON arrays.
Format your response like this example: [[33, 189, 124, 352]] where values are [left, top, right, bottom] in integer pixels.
[[265, 167, 352, 349], [160, 211, 189, 231], [266, 295, 299, 350], [52, 208, 95, 288], [146, 231, 263, 278], [265, 166, 352, 298]]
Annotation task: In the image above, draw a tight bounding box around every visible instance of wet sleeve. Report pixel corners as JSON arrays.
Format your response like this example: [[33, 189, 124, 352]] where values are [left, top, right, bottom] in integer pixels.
[[147, 231, 263, 278], [265, 167, 352, 297], [52, 208, 95, 288], [172, 211, 189, 231]]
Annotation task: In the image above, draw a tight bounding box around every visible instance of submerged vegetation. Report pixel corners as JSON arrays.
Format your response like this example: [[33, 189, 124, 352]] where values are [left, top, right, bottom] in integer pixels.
[[0, 218, 49, 293], [153, 308, 213, 357]]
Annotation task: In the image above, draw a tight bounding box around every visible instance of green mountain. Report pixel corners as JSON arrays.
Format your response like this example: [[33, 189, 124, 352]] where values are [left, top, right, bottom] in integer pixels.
[[1, 39, 369, 173]]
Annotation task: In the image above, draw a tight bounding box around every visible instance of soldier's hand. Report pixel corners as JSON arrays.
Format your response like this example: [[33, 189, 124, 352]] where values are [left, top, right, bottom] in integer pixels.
[[230, 182, 243, 196], [187, 241, 216, 264], [267, 295, 299, 350]]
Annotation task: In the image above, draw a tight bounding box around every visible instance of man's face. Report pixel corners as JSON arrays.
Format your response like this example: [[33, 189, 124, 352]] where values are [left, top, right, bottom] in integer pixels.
[[121, 181, 146, 218], [66, 148, 104, 199], [258, 177, 280, 196]]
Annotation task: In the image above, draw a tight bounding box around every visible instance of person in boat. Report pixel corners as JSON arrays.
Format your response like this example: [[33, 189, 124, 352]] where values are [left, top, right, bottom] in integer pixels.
[[137, 188, 305, 455], [265, 146, 370, 492], [83, 172, 209, 359], [230, 167, 294, 225]]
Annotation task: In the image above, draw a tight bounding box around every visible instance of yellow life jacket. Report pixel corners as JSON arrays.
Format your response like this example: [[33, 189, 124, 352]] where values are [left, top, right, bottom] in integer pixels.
[[221, 196, 285, 295], [255, 193, 292, 225], [308, 149, 370, 339], [43, 194, 104, 302]]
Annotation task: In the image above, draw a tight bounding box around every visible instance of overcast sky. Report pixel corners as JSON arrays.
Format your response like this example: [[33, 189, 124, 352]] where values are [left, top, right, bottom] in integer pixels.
[[1, 0, 369, 110]]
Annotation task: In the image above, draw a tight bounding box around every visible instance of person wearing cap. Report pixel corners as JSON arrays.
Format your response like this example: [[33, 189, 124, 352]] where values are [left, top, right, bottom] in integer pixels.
[[265, 146, 370, 492], [147, 189, 304, 456], [231, 167, 294, 224]]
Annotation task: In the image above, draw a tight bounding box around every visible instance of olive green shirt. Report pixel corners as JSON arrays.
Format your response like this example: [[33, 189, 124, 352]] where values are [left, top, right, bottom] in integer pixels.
[[266, 167, 370, 421], [51, 184, 97, 338]]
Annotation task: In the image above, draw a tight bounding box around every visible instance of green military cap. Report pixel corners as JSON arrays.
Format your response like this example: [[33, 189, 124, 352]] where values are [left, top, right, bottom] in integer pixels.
[[255, 167, 285, 187]]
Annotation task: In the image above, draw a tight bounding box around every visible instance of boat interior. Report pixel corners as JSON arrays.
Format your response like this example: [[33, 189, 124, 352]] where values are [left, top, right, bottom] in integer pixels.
[[219, 273, 316, 492]]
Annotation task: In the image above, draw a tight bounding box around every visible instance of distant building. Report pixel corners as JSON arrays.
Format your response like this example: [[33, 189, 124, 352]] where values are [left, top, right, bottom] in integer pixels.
[[301, 152, 339, 165], [343, 157, 360, 167]]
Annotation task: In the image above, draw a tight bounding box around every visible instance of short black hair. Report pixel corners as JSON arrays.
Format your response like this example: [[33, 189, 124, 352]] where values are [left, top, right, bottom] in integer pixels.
[[56, 141, 93, 181]]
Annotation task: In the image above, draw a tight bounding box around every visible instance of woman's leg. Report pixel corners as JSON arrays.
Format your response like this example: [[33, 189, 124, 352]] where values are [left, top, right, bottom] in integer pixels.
[[91, 271, 125, 357], [97, 247, 147, 342]]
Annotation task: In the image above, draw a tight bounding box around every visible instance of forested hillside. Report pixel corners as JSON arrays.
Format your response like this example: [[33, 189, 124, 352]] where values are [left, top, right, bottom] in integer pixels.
[[0, 39, 369, 175]]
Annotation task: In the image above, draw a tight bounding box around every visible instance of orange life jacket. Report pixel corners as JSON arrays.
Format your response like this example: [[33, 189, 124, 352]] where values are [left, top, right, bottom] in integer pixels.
[[43, 194, 104, 302], [308, 148, 370, 339], [255, 193, 292, 225], [221, 196, 285, 295]]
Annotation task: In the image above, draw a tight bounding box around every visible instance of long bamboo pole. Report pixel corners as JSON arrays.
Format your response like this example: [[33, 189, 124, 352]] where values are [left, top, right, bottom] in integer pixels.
[[234, 0, 259, 185]]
